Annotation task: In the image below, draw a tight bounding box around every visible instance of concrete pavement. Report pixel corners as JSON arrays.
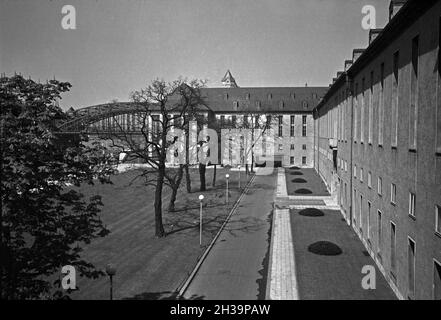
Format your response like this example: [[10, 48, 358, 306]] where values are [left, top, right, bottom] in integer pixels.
[[182, 172, 276, 300]]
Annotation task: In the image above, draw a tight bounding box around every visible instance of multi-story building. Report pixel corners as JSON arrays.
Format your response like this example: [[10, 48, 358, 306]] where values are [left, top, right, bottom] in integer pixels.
[[313, 0, 441, 300], [202, 71, 326, 167]]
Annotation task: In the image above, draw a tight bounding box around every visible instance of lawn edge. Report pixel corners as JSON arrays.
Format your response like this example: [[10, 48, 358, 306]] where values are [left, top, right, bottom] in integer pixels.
[[176, 173, 257, 298]]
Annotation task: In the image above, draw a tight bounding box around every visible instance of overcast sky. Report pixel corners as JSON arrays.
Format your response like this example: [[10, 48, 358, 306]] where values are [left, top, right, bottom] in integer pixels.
[[0, 0, 388, 109]]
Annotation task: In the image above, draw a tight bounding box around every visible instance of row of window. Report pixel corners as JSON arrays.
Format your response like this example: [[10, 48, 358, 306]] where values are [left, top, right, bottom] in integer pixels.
[[224, 92, 318, 101], [339, 185, 441, 299], [290, 156, 307, 165]]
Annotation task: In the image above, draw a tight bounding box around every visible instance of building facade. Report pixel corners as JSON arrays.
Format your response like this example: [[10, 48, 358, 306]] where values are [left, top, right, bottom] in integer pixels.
[[313, 0, 441, 300]]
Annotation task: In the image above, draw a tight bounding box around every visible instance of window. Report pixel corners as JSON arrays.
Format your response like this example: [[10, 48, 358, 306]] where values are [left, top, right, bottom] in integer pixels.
[[367, 202, 372, 241], [345, 161, 348, 172], [302, 144, 307, 150], [302, 156, 307, 165], [233, 101, 239, 110], [390, 222, 397, 278], [391, 51, 399, 148], [360, 168, 364, 183], [409, 36, 419, 150], [361, 77, 365, 144], [302, 115, 307, 137], [379, 62, 385, 146], [268, 93, 272, 100], [359, 194, 363, 233], [409, 192, 416, 217], [246, 93, 250, 100], [377, 210, 383, 259], [278, 144, 283, 151], [434, 260, 441, 300], [368, 172, 372, 188], [368, 71, 373, 144], [278, 116, 283, 137], [391, 183, 397, 205], [437, 18, 441, 154], [408, 238, 416, 298], [220, 115, 225, 126], [231, 115, 237, 127], [290, 144, 294, 150], [354, 165, 357, 179], [290, 115, 295, 136], [378, 177, 383, 195], [436, 205, 441, 234], [354, 83, 358, 142], [290, 156, 294, 165]]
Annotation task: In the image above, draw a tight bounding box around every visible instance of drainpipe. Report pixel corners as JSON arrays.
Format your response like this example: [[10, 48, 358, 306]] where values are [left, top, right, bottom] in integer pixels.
[[346, 73, 354, 227]]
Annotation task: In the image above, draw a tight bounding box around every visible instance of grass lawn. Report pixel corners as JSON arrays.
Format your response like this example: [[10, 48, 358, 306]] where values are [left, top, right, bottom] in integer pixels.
[[69, 166, 252, 300], [285, 167, 329, 196]]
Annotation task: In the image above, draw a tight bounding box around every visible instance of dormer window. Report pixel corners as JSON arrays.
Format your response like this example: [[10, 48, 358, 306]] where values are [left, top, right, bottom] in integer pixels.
[[255, 101, 261, 110], [233, 101, 239, 110], [312, 93, 318, 99], [279, 101, 284, 109], [246, 93, 250, 100], [224, 93, 229, 100], [268, 93, 272, 100], [290, 93, 296, 100], [302, 100, 308, 109]]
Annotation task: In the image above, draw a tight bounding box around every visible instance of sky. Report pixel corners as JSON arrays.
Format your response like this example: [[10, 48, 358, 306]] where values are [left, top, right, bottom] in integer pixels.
[[0, 0, 389, 110]]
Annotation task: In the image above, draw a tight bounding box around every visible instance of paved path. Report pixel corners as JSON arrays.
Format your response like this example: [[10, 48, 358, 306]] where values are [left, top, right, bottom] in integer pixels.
[[182, 172, 276, 300], [269, 167, 396, 300]]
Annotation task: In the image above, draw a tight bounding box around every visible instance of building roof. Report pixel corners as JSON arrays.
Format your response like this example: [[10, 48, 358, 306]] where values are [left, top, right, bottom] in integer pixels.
[[314, 0, 439, 113], [199, 86, 328, 113]]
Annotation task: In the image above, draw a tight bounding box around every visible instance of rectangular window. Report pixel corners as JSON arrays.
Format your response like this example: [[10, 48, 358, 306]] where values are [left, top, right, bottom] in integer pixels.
[[369, 71, 373, 144], [290, 115, 295, 136], [302, 156, 307, 165], [290, 144, 295, 150], [368, 171, 372, 188], [437, 17, 441, 154], [378, 176, 383, 195], [391, 183, 397, 205], [408, 238, 416, 298], [409, 192, 416, 217], [290, 156, 294, 165], [367, 202, 371, 241], [377, 210, 382, 259], [434, 260, 441, 300], [436, 205, 441, 234], [278, 115, 283, 137], [359, 194, 363, 232], [361, 77, 365, 144], [390, 222, 397, 279], [360, 168, 364, 183], [409, 36, 419, 150], [220, 115, 225, 126], [302, 115, 307, 137], [302, 144, 307, 150], [354, 165, 357, 179], [391, 51, 399, 148], [379, 63, 385, 146], [232, 115, 237, 127], [354, 83, 358, 142]]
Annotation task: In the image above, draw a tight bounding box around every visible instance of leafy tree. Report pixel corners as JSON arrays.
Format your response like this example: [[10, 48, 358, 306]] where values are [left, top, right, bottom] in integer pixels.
[[0, 75, 114, 299]]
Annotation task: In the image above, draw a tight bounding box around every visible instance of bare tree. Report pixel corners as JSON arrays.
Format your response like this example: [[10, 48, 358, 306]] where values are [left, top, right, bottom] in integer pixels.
[[98, 78, 206, 237]]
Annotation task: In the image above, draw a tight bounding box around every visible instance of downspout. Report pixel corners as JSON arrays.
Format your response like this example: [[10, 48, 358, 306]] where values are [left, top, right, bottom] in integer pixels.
[[346, 73, 354, 227]]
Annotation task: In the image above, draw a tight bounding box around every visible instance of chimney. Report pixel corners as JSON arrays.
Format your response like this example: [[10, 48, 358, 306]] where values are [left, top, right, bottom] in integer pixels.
[[369, 29, 383, 44], [352, 49, 365, 62], [344, 60, 353, 72], [389, 0, 406, 21]]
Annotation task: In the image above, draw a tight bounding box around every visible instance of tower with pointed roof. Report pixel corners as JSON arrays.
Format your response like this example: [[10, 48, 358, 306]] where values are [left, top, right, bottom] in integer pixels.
[[221, 70, 238, 88]]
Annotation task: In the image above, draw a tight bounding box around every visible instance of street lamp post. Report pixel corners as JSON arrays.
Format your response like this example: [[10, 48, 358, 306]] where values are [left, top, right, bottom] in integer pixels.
[[225, 174, 229, 205], [199, 194, 204, 246], [105, 264, 117, 300], [238, 165, 241, 190]]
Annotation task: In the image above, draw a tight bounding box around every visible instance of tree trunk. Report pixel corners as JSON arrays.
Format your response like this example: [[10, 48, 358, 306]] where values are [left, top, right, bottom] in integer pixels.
[[185, 164, 191, 193], [199, 163, 206, 191], [154, 167, 165, 237], [212, 164, 217, 186], [168, 165, 184, 212], [245, 164, 249, 175]]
